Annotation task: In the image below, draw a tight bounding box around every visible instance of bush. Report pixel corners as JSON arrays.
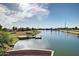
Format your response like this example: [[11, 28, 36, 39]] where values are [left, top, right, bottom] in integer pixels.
[[0, 31, 12, 45], [0, 48, 5, 56], [0, 31, 12, 55]]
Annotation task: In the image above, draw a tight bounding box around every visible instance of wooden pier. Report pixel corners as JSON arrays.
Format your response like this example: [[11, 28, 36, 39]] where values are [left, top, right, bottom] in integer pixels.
[[17, 35, 42, 40], [5, 49, 54, 56]]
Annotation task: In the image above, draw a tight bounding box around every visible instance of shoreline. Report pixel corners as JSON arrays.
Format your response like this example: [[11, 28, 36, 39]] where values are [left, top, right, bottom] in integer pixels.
[[10, 30, 41, 45], [0, 30, 41, 54], [60, 30, 79, 35]]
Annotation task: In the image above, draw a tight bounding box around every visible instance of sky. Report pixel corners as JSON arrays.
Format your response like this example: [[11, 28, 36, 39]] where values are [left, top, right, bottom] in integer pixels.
[[0, 3, 79, 28]]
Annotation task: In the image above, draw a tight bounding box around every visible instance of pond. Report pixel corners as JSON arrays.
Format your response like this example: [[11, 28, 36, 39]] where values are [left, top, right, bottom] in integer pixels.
[[13, 30, 79, 56]]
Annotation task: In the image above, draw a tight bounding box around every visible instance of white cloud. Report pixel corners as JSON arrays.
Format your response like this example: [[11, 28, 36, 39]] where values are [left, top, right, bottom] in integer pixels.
[[0, 3, 49, 28]]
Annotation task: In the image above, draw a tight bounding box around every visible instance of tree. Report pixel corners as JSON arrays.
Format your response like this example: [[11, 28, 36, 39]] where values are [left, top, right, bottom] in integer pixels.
[[12, 26, 17, 31], [75, 26, 78, 30], [0, 25, 2, 30], [26, 27, 30, 30], [2, 28, 7, 32], [32, 28, 35, 30]]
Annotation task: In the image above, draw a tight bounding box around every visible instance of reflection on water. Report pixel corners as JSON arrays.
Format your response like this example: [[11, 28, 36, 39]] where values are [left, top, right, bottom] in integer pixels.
[[13, 39, 49, 50], [13, 30, 79, 56]]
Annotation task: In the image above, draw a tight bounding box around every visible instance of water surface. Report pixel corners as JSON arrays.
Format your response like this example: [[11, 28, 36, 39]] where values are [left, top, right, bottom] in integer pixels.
[[13, 30, 79, 56]]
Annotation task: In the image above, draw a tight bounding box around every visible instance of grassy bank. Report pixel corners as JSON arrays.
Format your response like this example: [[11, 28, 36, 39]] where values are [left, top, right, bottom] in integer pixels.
[[7, 30, 40, 43], [9, 30, 40, 45], [60, 30, 79, 35], [10, 30, 40, 37], [0, 30, 40, 55]]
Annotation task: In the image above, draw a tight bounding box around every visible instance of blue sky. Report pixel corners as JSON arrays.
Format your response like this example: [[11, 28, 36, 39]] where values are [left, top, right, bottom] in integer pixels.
[[0, 3, 79, 28], [47, 3, 79, 28]]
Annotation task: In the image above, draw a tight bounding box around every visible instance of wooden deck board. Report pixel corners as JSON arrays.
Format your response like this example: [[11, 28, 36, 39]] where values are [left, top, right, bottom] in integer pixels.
[[18, 36, 42, 40], [6, 49, 54, 56]]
